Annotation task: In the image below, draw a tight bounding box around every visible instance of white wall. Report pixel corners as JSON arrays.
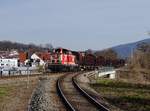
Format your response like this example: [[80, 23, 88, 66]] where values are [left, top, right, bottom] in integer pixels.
[[31, 53, 45, 66], [98, 70, 116, 79], [0, 58, 18, 67]]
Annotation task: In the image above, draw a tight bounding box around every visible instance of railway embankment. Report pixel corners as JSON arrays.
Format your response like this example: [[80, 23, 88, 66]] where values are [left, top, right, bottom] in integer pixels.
[[75, 72, 121, 111], [28, 74, 66, 111], [89, 71, 150, 111]]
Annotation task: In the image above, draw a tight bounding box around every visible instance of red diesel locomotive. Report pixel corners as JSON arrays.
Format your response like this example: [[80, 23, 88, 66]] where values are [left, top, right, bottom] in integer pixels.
[[47, 48, 78, 71]]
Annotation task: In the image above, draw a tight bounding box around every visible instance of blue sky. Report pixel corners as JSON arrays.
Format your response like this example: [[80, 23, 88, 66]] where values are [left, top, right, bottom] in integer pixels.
[[0, 0, 150, 51]]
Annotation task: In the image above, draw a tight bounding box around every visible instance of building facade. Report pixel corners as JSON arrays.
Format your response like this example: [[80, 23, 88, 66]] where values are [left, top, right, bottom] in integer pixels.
[[0, 58, 19, 68]]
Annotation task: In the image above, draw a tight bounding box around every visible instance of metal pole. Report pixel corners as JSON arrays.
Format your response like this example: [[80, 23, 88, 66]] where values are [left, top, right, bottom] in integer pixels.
[[0, 68, 2, 77], [27, 64, 29, 88]]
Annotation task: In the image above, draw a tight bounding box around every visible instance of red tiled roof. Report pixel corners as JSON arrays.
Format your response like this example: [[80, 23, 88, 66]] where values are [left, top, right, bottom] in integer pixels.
[[19, 52, 27, 63], [36, 52, 51, 61]]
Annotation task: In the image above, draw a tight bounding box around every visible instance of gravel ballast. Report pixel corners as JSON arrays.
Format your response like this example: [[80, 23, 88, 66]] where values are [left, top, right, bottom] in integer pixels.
[[29, 75, 66, 111]]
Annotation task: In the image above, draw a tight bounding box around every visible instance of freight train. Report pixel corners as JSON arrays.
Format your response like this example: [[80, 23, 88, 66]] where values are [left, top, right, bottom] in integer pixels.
[[47, 48, 125, 72]]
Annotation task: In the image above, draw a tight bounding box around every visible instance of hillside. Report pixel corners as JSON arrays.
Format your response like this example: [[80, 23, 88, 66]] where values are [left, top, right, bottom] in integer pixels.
[[0, 41, 52, 51], [112, 38, 150, 58]]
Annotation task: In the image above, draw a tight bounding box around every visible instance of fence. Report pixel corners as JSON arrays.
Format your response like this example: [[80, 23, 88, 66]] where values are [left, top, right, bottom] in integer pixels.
[[0, 67, 39, 77]]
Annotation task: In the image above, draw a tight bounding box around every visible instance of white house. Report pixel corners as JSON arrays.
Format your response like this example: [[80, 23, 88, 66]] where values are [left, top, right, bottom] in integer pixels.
[[31, 53, 45, 66], [0, 58, 18, 68], [9, 50, 19, 57], [25, 53, 45, 67]]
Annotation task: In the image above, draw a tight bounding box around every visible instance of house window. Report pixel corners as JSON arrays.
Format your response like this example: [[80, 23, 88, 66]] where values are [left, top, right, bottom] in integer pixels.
[[52, 60, 55, 63]]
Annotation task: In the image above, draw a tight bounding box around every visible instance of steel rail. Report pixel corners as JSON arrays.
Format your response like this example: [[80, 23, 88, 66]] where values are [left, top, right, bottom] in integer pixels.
[[72, 76, 110, 111], [57, 75, 76, 111], [57, 73, 110, 111]]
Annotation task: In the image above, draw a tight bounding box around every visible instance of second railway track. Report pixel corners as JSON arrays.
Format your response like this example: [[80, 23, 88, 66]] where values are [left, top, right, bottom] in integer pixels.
[[57, 72, 110, 111]]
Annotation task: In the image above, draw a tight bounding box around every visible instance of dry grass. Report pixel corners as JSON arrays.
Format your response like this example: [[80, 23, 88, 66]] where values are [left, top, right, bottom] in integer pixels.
[[91, 79, 150, 111], [0, 77, 38, 111], [116, 68, 150, 84]]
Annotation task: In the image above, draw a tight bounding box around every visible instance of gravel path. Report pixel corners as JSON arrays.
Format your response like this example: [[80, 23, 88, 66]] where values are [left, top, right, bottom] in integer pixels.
[[29, 74, 66, 111]]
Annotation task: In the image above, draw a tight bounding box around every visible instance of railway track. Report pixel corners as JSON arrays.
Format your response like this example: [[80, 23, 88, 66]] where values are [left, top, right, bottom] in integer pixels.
[[57, 72, 110, 111]]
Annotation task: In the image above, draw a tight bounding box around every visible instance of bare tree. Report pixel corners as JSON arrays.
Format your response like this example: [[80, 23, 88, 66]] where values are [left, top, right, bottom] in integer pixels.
[[44, 43, 53, 50]]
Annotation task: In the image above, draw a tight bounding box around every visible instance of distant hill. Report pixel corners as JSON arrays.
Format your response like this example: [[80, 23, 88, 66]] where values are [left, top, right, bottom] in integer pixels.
[[0, 41, 51, 51], [112, 38, 150, 59]]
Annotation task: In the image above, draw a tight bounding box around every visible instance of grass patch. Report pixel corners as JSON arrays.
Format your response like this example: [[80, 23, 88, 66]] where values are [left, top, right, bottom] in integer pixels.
[[91, 79, 150, 111], [95, 79, 150, 90], [0, 87, 9, 97]]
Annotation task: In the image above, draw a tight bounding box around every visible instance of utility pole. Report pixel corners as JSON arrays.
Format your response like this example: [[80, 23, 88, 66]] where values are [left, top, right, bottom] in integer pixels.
[[26, 60, 30, 89], [0, 67, 2, 77]]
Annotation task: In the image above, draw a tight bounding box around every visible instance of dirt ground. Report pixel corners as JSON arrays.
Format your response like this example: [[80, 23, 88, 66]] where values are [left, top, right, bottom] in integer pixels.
[[0, 76, 39, 111], [0, 73, 66, 111]]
